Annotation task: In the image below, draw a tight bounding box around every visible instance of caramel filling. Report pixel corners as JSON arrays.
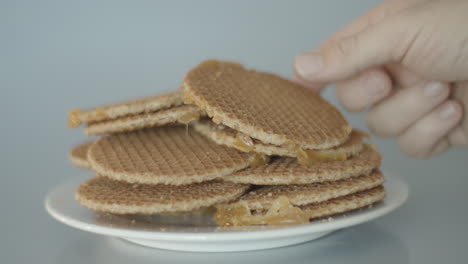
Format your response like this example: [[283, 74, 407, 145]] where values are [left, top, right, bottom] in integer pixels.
[[297, 148, 347, 166], [215, 203, 250, 226], [249, 153, 270, 167], [355, 130, 371, 138], [282, 140, 298, 152], [212, 115, 223, 124], [177, 111, 200, 124], [281, 140, 348, 166], [215, 196, 309, 226], [233, 132, 255, 152]]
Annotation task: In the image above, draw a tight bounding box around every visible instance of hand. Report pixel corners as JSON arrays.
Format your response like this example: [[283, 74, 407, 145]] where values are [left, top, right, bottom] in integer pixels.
[[294, 0, 468, 158]]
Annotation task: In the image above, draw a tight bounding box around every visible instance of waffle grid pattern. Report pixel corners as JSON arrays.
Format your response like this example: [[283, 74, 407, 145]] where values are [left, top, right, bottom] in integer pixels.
[[88, 126, 253, 185], [183, 60, 351, 149]]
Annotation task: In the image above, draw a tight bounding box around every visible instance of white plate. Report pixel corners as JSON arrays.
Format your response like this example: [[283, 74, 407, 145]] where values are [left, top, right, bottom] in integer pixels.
[[45, 172, 408, 252]]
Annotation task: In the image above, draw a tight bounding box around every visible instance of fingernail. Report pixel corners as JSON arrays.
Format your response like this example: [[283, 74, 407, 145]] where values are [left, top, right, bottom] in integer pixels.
[[424, 82, 446, 97], [439, 102, 457, 119], [295, 52, 324, 80]]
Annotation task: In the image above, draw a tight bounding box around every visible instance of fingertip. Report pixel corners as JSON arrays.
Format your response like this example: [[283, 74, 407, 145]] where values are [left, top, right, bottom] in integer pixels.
[[294, 52, 325, 82], [397, 100, 463, 158]]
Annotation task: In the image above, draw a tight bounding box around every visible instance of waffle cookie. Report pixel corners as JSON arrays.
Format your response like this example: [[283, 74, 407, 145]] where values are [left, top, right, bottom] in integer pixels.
[[68, 91, 205, 135], [183, 60, 352, 150], [194, 119, 365, 158], [237, 170, 383, 210], [76, 176, 250, 214], [224, 145, 381, 185], [88, 125, 255, 185], [85, 105, 204, 136], [68, 91, 183, 128], [302, 186, 385, 219], [215, 185, 385, 226], [69, 141, 93, 169]]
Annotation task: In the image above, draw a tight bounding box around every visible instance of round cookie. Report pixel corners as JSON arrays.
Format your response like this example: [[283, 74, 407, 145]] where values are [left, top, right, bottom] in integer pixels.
[[85, 105, 205, 135], [183, 60, 352, 150], [239, 170, 384, 211], [194, 120, 365, 158], [224, 145, 381, 185], [301, 186, 385, 219], [215, 186, 385, 226], [76, 176, 250, 214], [68, 91, 183, 128], [88, 125, 255, 185]]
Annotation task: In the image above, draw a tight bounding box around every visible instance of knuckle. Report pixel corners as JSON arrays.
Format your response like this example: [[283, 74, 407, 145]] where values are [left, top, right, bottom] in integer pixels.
[[332, 35, 359, 59], [373, 12, 421, 63], [435, 84, 451, 101]]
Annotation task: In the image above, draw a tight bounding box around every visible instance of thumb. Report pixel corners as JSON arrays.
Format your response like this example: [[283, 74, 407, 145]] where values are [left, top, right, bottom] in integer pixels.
[[294, 10, 420, 82]]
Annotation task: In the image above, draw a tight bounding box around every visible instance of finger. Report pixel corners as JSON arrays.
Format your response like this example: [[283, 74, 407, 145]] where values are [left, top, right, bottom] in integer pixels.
[[448, 125, 468, 147], [447, 82, 468, 147], [334, 67, 392, 112], [398, 100, 463, 158], [294, 8, 423, 82], [326, 0, 426, 44], [385, 63, 425, 87], [291, 72, 326, 92], [367, 81, 451, 137]]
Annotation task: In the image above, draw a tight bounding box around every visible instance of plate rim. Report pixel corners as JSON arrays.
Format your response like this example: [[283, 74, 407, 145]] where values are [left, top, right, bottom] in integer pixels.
[[45, 171, 409, 242]]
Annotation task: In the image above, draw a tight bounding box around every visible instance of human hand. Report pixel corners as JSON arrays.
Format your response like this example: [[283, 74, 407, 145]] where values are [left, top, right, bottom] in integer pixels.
[[294, 0, 468, 158]]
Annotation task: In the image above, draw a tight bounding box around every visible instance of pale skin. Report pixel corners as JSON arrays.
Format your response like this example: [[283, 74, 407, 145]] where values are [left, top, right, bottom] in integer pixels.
[[294, 0, 468, 158]]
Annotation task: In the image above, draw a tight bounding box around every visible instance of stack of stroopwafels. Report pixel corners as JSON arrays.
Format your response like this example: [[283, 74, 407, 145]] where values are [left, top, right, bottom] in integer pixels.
[[68, 60, 385, 226]]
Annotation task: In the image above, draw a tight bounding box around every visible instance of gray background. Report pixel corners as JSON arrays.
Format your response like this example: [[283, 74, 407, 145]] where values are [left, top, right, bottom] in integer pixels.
[[2, 0, 467, 263]]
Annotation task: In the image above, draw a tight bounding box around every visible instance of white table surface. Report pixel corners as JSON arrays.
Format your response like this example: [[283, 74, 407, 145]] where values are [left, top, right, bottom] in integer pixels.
[[2, 0, 467, 263]]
